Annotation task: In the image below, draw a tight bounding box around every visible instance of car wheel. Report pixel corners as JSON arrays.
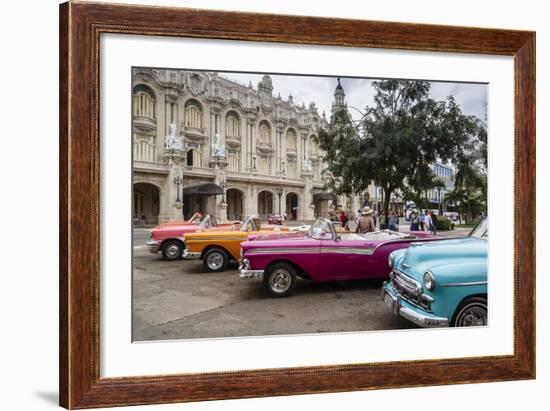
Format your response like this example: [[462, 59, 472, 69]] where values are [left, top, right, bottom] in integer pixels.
[[452, 296, 488, 327], [203, 248, 228, 272], [263, 263, 297, 298], [161, 240, 183, 261]]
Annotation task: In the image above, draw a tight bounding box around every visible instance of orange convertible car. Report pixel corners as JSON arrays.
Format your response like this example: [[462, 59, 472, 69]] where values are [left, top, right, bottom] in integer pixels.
[[183, 216, 290, 272]]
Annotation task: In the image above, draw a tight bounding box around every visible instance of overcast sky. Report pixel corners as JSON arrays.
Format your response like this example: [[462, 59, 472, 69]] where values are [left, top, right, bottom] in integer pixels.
[[219, 71, 487, 124]]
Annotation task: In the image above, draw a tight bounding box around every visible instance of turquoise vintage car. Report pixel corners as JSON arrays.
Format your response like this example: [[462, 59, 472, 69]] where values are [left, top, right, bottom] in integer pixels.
[[381, 219, 487, 327]]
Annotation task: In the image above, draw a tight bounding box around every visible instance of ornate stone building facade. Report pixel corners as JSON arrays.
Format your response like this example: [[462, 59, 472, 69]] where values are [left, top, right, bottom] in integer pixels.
[[132, 68, 360, 224]]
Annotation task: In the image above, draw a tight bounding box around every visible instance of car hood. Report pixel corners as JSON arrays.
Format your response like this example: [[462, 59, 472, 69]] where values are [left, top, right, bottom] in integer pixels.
[[397, 237, 487, 281], [185, 227, 287, 240]]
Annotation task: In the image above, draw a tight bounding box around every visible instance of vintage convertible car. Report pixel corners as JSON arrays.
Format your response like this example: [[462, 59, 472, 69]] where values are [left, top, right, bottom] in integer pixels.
[[155, 211, 203, 227], [146, 214, 239, 261], [183, 216, 289, 272], [238, 218, 438, 297], [381, 218, 488, 327]]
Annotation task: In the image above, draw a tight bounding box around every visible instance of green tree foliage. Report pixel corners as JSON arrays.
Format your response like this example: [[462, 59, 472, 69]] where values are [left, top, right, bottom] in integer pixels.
[[316, 79, 487, 220]]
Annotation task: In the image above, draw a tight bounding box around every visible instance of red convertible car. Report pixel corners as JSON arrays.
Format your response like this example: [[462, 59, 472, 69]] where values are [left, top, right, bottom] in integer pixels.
[[267, 213, 284, 225], [146, 214, 240, 260], [239, 218, 439, 297]]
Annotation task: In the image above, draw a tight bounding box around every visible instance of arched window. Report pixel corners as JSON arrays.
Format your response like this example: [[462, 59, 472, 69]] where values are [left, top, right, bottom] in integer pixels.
[[286, 128, 297, 150], [287, 159, 297, 178], [228, 149, 240, 172], [259, 121, 271, 144], [259, 155, 271, 175], [226, 112, 240, 138], [309, 135, 318, 154], [133, 85, 156, 120], [133, 133, 156, 162], [185, 100, 203, 128]]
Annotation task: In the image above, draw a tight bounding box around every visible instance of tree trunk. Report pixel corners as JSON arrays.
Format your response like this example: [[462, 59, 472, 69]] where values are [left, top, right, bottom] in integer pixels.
[[383, 187, 392, 229]]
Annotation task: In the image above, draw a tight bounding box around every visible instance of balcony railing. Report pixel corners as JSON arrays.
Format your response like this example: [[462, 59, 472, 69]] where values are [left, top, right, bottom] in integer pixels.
[[286, 147, 297, 158], [133, 115, 157, 132], [257, 141, 273, 154], [225, 135, 241, 148]]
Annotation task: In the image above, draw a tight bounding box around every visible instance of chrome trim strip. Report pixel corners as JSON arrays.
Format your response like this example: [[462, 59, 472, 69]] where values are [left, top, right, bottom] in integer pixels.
[[320, 247, 374, 255], [440, 281, 488, 287], [246, 247, 318, 254], [246, 246, 374, 255], [186, 236, 249, 241]]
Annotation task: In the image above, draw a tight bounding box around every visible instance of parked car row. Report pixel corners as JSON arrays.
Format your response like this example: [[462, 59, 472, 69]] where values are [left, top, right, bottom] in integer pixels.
[[144, 214, 488, 328]]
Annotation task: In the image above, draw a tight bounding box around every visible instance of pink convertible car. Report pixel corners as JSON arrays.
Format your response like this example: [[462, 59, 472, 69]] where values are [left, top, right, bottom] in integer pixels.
[[239, 218, 439, 297], [147, 214, 240, 261]]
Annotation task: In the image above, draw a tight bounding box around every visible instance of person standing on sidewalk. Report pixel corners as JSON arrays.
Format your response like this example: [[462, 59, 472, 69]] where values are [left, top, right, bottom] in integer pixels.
[[429, 210, 438, 235], [424, 209, 432, 232], [410, 210, 420, 231], [388, 210, 399, 231], [419, 209, 426, 231], [356, 207, 375, 233]]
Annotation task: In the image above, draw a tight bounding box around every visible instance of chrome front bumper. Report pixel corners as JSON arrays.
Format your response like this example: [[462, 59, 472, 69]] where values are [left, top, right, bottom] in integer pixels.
[[381, 282, 449, 328], [182, 249, 201, 259], [146, 240, 161, 254], [238, 258, 264, 280]]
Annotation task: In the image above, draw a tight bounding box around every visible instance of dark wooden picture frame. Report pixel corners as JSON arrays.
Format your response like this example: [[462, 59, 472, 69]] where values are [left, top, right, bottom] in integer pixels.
[[59, 1, 535, 408]]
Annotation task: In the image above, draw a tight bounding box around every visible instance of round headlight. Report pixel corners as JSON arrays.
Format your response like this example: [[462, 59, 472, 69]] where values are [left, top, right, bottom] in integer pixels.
[[423, 270, 436, 291], [388, 252, 394, 268]]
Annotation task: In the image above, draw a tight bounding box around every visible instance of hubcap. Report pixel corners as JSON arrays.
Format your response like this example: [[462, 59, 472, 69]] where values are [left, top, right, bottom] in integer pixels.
[[165, 244, 180, 259], [457, 303, 487, 327], [269, 269, 291, 293], [207, 252, 224, 270]]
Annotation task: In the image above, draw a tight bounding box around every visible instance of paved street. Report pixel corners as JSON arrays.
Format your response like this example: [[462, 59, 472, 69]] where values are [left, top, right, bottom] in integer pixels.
[[132, 225, 470, 341]]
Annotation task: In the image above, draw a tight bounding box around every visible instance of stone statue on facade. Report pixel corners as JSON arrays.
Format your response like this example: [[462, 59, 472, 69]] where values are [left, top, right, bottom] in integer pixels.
[[164, 122, 183, 151], [302, 151, 313, 171], [212, 132, 225, 157]]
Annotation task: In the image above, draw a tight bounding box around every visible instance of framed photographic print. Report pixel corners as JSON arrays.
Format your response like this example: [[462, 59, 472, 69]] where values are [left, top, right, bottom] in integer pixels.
[[59, 1, 535, 408]]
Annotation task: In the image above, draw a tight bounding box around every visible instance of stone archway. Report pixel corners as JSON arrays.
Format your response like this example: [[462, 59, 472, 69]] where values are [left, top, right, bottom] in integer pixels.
[[257, 190, 273, 220], [226, 188, 244, 221], [133, 182, 160, 225], [285, 192, 299, 221]]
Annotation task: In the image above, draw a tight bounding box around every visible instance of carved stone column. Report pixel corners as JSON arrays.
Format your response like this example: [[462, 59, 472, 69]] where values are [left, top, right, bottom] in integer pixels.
[[302, 177, 315, 222], [159, 157, 184, 222], [212, 155, 228, 222]]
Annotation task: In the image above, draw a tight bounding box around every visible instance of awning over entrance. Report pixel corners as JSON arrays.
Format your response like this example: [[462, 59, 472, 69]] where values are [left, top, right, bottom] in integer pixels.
[[182, 183, 224, 196], [312, 191, 336, 201]]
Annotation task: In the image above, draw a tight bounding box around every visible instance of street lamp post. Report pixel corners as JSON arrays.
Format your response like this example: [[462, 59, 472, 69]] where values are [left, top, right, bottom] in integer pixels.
[[173, 175, 183, 216], [220, 181, 226, 205], [437, 186, 442, 215], [173, 175, 183, 202], [276, 185, 283, 215]]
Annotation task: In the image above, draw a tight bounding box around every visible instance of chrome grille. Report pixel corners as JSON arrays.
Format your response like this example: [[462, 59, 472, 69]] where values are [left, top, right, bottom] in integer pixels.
[[392, 270, 432, 311]]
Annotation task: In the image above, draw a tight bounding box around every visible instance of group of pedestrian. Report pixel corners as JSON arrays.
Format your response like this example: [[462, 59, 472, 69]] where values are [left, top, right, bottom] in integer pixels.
[[338, 210, 350, 229], [409, 209, 437, 235]]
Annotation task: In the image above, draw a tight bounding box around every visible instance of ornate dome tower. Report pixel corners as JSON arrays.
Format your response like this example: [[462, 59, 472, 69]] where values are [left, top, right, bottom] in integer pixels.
[[331, 77, 347, 115], [257, 74, 274, 95]]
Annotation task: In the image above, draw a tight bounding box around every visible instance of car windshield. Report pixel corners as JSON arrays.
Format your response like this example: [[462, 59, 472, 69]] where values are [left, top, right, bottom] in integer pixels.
[[469, 218, 488, 238], [307, 218, 334, 240], [198, 215, 214, 229], [240, 216, 259, 232], [188, 212, 202, 224]]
